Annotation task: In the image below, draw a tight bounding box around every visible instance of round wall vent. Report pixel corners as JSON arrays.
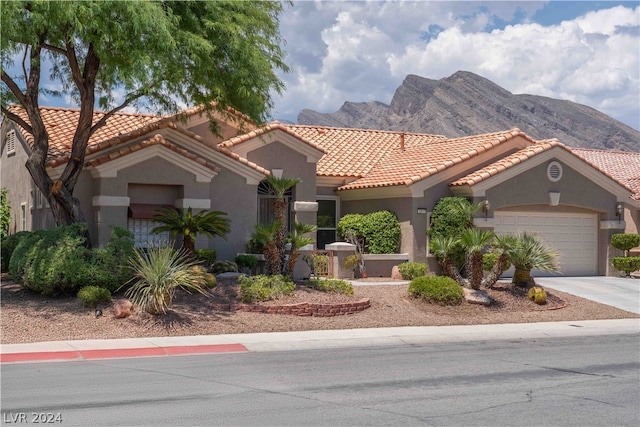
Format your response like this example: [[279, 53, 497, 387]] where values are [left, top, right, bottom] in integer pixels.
[[547, 161, 563, 182]]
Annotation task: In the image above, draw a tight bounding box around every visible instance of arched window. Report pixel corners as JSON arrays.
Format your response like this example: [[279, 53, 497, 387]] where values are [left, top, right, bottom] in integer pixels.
[[257, 180, 293, 232]]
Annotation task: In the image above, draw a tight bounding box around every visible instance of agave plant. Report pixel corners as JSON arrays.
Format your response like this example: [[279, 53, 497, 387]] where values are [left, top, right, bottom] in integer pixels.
[[506, 231, 561, 286], [124, 245, 210, 315]]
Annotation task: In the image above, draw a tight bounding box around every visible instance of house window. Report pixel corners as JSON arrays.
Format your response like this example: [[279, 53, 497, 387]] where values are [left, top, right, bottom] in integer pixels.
[[127, 218, 170, 248], [316, 197, 339, 250], [5, 130, 16, 155], [36, 188, 43, 209], [20, 203, 27, 231], [257, 180, 293, 232]]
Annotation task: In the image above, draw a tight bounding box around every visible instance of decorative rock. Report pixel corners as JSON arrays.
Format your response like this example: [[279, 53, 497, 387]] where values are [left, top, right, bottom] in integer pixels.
[[391, 265, 404, 280], [216, 272, 246, 280], [113, 299, 133, 318], [462, 288, 491, 306]]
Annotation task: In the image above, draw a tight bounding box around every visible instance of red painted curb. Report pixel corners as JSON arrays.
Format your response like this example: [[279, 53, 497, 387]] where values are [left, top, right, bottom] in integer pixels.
[[0, 343, 249, 363]]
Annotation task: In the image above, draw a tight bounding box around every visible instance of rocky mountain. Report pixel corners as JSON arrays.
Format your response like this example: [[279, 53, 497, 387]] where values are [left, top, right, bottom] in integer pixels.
[[297, 71, 640, 151]]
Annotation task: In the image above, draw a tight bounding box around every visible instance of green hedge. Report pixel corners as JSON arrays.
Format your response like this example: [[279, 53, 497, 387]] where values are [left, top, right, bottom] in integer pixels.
[[611, 234, 640, 253], [8, 224, 135, 296], [305, 278, 354, 295], [337, 210, 401, 254], [408, 275, 463, 306], [77, 286, 112, 307], [1, 231, 30, 272]]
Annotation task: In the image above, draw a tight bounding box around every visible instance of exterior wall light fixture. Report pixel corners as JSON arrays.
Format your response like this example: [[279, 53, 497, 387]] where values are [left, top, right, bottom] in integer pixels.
[[615, 203, 624, 222], [482, 200, 490, 220]]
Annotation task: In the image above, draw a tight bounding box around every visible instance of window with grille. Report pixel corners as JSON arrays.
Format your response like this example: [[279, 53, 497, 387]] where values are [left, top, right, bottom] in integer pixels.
[[316, 197, 339, 250], [257, 180, 293, 232]]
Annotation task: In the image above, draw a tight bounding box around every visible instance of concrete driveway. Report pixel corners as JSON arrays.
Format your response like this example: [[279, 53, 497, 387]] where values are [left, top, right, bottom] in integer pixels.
[[536, 276, 640, 314]]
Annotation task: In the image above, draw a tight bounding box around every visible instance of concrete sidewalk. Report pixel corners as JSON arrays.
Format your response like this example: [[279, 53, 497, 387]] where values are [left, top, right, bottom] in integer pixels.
[[2, 319, 638, 364]]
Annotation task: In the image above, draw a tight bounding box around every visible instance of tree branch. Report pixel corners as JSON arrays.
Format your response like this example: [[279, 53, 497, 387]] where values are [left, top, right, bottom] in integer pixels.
[[0, 71, 28, 107], [0, 106, 33, 135], [21, 45, 29, 85], [90, 82, 158, 134], [41, 43, 67, 55]]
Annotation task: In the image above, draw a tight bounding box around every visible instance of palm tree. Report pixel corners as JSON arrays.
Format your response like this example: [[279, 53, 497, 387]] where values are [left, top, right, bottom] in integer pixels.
[[460, 228, 495, 290], [265, 175, 301, 274], [506, 231, 561, 286], [285, 222, 316, 278], [430, 235, 466, 286], [151, 207, 231, 257], [251, 221, 280, 275], [481, 234, 516, 289]]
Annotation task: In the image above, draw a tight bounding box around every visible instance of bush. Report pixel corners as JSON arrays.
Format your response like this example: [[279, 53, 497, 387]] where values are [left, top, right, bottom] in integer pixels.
[[211, 260, 238, 274], [93, 227, 136, 291], [482, 252, 512, 272], [305, 278, 354, 295], [1, 231, 30, 272], [196, 249, 217, 267], [238, 274, 295, 303], [611, 234, 640, 254], [337, 210, 401, 254], [397, 262, 427, 280], [203, 272, 217, 288], [125, 245, 210, 315], [408, 275, 463, 306], [235, 254, 258, 273], [428, 197, 474, 267], [528, 286, 547, 305], [612, 256, 640, 275], [78, 286, 112, 307]]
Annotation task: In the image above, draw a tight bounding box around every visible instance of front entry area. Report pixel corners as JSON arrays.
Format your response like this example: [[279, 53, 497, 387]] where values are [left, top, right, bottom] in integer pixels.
[[494, 211, 598, 276]]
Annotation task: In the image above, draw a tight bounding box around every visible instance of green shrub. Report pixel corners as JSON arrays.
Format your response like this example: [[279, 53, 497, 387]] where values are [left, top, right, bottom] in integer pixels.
[[337, 210, 401, 254], [305, 278, 354, 295], [428, 197, 474, 268], [482, 252, 512, 272], [125, 245, 210, 315], [408, 275, 464, 306], [78, 286, 112, 307], [235, 254, 258, 273], [211, 260, 238, 274], [196, 248, 217, 267], [238, 274, 295, 303], [397, 262, 427, 280], [612, 256, 640, 275], [8, 224, 134, 295], [1, 231, 30, 272], [611, 233, 640, 255]]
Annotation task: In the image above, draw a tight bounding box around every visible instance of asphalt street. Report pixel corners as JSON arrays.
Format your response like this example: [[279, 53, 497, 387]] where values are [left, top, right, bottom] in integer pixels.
[[2, 333, 639, 426]]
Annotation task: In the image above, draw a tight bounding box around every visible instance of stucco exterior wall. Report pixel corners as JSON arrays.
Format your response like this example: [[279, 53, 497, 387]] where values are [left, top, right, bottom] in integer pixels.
[[1, 124, 35, 235]]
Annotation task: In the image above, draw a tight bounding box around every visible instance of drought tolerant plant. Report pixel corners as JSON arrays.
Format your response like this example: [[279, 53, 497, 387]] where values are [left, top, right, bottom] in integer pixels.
[[611, 257, 640, 276], [1, 230, 30, 272], [77, 286, 112, 308], [211, 260, 238, 274], [152, 207, 231, 258], [305, 278, 354, 295], [196, 249, 218, 269], [285, 222, 317, 278], [397, 262, 427, 280], [528, 286, 547, 305], [251, 221, 280, 275], [337, 210, 401, 254], [125, 245, 210, 315], [610, 233, 640, 257], [235, 254, 258, 275], [0, 188, 10, 238], [506, 231, 560, 286], [265, 175, 301, 274], [238, 274, 295, 303], [408, 276, 464, 306]]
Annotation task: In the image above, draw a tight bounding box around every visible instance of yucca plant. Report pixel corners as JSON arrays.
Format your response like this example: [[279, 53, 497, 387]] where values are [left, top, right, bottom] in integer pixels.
[[506, 231, 561, 286], [124, 245, 210, 315]]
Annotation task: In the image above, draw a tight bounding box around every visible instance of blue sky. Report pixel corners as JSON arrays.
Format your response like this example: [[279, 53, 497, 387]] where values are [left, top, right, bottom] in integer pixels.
[[273, 1, 640, 130], [11, 1, 640, 131]]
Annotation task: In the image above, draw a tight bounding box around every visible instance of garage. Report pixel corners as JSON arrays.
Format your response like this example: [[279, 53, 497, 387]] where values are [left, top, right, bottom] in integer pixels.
[[494, 212, 598, 276]]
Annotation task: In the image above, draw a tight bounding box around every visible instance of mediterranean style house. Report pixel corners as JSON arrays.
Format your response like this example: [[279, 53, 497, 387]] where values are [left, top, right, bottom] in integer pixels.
[[2, 105, 639, 276]]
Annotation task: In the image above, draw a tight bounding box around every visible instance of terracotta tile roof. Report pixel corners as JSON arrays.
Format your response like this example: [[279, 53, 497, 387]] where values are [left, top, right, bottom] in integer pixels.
[[450, 139, 564, 187], [219, 121, 327, 155], [571, 148, 640, 200], [283, 125, 448, 179], [87, 134, 220, 172], [7, 105, 159, 160], [320, 128, 532, 190]]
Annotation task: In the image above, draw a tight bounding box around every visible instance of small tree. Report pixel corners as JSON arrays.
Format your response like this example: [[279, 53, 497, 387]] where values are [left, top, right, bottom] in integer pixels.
[[265, 175, 301, 274], [285, 222, 316, 278], [251, 221, 280, 275], [610, 233, 640, 277], [507, 232, 561, 286], [151, 207, 230, 258]]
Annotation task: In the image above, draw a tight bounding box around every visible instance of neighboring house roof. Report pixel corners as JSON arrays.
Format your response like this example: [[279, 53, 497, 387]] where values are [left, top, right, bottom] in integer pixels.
[[220, 121, 327, 156], [571, 148, 640, 200], [283, 125, 448, 179]]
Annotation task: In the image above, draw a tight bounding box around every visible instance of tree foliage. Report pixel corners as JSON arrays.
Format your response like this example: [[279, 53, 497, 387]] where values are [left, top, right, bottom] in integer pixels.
[[1, 1, 289, 237], [0, 188, 10, 238]]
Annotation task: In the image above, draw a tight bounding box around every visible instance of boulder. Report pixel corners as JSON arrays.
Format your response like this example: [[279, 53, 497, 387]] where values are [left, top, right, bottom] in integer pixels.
[[113, 299, 133, 318], [462, 288, 491, 306], [391, 265, 404, 280]]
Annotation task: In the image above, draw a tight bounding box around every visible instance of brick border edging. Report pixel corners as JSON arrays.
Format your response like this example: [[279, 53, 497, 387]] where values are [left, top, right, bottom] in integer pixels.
[[221, 298, 371, 317]]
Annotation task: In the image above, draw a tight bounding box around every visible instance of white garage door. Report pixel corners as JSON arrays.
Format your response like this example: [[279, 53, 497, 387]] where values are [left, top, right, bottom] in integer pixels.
[[494, 212, 598, 276]]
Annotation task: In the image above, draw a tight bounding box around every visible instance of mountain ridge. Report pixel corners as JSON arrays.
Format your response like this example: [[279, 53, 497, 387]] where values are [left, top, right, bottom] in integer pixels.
[[297, 71, 639, 152]]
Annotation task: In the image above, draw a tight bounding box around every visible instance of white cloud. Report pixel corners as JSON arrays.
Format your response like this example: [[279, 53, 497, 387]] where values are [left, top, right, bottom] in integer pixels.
[[274, 2, 639, 130]]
